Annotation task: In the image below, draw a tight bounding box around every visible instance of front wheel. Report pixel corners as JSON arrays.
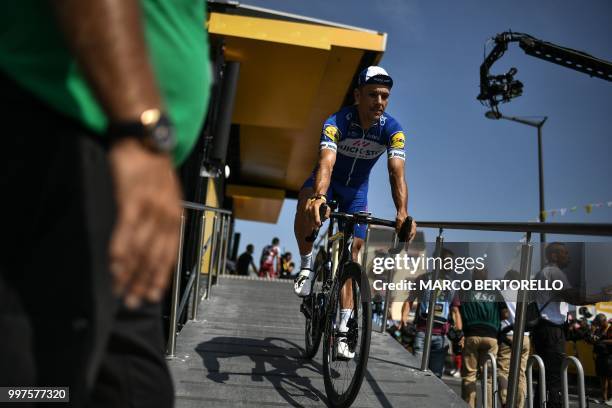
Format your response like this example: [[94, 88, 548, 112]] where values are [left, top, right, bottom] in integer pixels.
[[322, 262, 372, 408]]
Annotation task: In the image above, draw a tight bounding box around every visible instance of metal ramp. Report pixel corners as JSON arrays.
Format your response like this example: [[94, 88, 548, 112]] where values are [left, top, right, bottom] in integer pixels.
[[168, 276, 466, 407]]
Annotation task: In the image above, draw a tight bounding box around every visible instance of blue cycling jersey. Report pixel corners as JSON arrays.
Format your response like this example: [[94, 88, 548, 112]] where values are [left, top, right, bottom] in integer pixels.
[[319, 105, 405, 188]]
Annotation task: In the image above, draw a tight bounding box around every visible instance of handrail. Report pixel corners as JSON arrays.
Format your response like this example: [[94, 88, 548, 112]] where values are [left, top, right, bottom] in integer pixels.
[[361, 218, 612, 407], [177, 236, 213, 322], [181, 200, 232, 214], [416, 221, 612, 236], [166, 204, 232, 358]]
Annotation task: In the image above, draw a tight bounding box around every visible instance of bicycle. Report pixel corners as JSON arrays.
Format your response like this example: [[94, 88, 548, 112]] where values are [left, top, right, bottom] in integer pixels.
[[300, 201, 411, 407]]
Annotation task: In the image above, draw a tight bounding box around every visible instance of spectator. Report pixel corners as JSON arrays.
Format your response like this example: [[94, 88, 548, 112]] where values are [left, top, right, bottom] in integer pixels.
[[533, 242, 609, 408], [402, 248, 462, 378], [0, 1, 210, 406], [259, 237, 281, 278], [497, 269, 530, 408], [591, 313, 612, 405], [280, 252, 295, 279], [458, 266, 507, 408], [236, 244, 257, 276], [448, 315, 463, 378]]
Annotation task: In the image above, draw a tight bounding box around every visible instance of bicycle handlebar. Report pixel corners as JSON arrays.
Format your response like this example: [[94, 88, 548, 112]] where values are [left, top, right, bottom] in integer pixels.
[[305, 204, 413, 253]]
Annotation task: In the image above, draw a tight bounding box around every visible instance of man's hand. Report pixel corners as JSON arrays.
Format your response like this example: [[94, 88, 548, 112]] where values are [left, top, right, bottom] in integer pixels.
[[305, 197, 329, 230], [108, 139, 182, 308], [395, 211, 417, 244]]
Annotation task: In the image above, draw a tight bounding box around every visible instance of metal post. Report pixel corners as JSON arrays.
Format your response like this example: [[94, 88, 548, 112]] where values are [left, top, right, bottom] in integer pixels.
[[361, 226, 371, 273], [482, 352, 498, 408], [507, 233, 533, 408], [526, 354, 546, 408], [190, 213, 207, 320], [221, 215, 231, 276], [380, 232, 398, 334], [537, 123, 546, 243], [205, 214, 218, 300], [562, 356, 586, 408], [166, 210, 186, 357], [215, 215, 226, 279], [421, 229, 444, 371]]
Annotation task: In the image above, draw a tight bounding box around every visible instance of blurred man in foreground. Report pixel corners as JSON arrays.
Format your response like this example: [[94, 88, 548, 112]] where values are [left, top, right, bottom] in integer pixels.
[[0, 1, 210, 406]]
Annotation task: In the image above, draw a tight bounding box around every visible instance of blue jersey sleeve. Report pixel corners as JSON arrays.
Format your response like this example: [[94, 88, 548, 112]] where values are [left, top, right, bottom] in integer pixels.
[[319, 111, 344, 153], [386, 117, 406, 161]]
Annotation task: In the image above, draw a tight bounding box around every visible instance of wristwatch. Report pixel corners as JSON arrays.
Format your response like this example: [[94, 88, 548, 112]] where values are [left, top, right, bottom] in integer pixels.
[[107, 108, 176, 153]]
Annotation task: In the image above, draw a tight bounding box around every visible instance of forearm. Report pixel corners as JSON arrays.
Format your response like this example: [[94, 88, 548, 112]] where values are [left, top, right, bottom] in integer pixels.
[[313, 160, 333, 196], [52, 0, 161, 122], [388, 162, 408, 215]]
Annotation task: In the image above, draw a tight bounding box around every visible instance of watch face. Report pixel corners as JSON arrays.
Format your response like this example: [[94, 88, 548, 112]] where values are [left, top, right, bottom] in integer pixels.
[[151, 116, 176, 152]]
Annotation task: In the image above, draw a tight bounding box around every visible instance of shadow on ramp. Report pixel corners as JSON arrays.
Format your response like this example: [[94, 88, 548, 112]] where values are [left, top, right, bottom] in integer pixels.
[[196, 336, 329, 407]]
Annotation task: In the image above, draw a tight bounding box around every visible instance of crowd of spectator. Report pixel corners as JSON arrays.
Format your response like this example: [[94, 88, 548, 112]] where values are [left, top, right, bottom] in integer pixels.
[[385, 242, 612, 407], [232, 238, 295, 279]]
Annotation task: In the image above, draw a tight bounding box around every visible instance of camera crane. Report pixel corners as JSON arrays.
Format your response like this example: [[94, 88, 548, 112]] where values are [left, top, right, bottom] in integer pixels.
[[477, 31, 612, 115]]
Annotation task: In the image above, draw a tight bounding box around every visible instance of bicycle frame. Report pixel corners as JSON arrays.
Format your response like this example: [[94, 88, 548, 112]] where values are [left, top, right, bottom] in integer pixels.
[[313, 208, 399, 321]]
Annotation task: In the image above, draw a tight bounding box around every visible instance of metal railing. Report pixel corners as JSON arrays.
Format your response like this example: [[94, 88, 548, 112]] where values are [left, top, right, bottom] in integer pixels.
[[526, 354, 546, 408], [166, 201, 232, 358], [482, 352, 498, 408], [562, 356, 586, 408], [361, 219, 612, 407]]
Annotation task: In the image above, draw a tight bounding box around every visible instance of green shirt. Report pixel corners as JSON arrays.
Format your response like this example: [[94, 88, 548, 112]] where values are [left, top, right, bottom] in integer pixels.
[[0, 0, 210, 164], [459, 289, 506, 334]]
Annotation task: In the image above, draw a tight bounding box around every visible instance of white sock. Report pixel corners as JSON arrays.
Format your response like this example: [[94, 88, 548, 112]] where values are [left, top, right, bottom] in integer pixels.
[[339, 308, 353, 333], [300, 252, 313, 270]]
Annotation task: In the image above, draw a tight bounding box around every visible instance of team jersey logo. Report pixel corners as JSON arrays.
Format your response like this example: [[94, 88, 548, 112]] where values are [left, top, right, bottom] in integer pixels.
[[337, 138, 386, 159], [390, 131, 405, 149], [323, 125, 340, 143]]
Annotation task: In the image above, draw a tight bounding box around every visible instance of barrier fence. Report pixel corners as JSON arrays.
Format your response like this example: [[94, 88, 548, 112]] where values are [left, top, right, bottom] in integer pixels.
[[359, 220, 611, 407], [562, 356, 586, 408], [526, 354, 546, 408], [166, 201, 232, 357], [482, 352, 498, 408]]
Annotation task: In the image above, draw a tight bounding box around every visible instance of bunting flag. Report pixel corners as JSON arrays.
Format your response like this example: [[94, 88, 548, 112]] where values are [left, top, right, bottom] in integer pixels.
[[538, 199, 611, 219]]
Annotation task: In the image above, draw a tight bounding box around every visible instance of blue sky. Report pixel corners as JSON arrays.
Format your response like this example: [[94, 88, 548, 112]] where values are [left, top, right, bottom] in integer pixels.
[[233, 0, 612, 259]]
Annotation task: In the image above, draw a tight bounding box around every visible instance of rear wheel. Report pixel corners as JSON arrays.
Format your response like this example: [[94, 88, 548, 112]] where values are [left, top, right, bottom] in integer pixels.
[[322, 262, 372, 408]]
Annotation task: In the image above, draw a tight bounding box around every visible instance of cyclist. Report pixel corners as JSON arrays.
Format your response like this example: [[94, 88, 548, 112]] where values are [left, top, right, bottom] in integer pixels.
[[293, 66, 416, 359], [259, 237, 281, 278]]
